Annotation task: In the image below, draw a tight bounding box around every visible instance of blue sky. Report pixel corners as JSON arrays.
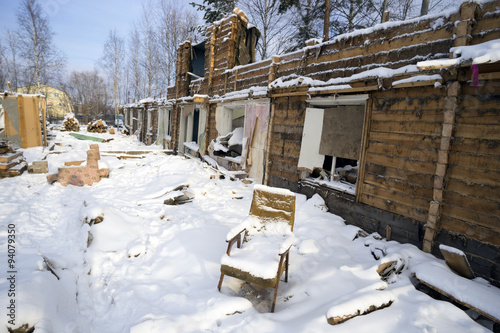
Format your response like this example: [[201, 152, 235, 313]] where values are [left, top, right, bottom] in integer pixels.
[[0, 0, 200, 72]]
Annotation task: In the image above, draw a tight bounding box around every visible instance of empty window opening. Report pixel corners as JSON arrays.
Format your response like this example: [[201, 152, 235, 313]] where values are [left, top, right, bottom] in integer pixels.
[[299, 99, 366, 195]]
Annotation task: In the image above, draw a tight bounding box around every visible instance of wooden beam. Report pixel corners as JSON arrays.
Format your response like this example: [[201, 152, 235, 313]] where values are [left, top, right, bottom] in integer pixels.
[[392, 79, 443, 89], [309, 85, 379, 95]]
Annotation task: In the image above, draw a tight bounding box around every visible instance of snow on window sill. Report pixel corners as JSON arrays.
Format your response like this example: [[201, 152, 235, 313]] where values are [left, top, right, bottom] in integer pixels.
[[184, 141, 199, 152], [302, 177, 356, 195]]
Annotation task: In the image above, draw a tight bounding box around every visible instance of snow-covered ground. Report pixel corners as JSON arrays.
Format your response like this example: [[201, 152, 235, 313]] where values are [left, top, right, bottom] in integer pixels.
[[0, 130, 494, 332]]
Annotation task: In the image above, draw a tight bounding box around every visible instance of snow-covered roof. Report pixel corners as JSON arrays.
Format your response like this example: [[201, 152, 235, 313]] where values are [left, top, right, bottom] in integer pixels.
[[270, 65, 429, 91], [418, 38, 500, 69], [211, 86, 268, 102]]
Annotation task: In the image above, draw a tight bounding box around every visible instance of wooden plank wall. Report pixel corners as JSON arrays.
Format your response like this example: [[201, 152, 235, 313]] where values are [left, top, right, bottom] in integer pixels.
[[358, 87, 444, 240], [266, 96, 307, 191], [471, 1, 500, 45], [441, 79, 500, 248]]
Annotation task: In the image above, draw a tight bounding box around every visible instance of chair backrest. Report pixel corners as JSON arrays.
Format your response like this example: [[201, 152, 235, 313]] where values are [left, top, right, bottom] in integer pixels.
[[249, 184, 296, 231]]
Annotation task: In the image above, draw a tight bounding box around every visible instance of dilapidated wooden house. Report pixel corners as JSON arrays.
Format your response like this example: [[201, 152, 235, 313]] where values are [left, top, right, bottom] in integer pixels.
[[128, 2, 500, 285]]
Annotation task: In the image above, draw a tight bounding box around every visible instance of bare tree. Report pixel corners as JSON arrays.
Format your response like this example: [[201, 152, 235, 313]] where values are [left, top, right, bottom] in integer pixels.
[[127, 24, 143, 102], [157, 0, 198, 86], [239, 0, 293, 59], [138, 1, 159, 98], [16, 0, 65, 94], [0, 39, 6, 91], [379, 0, 457, 21], [98, 29, 125, 124], [66, 70, 109, 121], [4, 31, 23, 91]]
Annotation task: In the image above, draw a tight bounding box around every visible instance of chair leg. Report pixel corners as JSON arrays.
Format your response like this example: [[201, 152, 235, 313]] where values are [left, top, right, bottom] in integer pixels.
[[271, 279, 281, 313], [285, 252, 289, 283], [217, 273, 225, 291]]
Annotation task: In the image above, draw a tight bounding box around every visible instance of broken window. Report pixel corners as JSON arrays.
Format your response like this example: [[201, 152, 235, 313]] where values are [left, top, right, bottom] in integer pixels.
[[156, 106, 172, 148], [191, 42, 205, 79], [209, 102, 269, 183], [299, 96, 367, 194], [212, 105, 245, 163], [180, 104, 206, 156]]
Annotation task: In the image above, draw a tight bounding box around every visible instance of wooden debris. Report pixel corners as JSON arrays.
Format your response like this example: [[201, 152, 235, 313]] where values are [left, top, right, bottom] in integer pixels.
[[62, 115, 80, 132], [41, 255, 60, 280], [412, 269, 500, 324], [28, 161, 48, 174], [439, 244, 475, 279], [0, 151, 22, 163], [164, 188, 195, 205], [64, 160, 85, 166], [0, 145, 26, 178], [88, 120, 108, 133], [327, 290, 395, 325], [377, 258, 405, 282], [7, 323, 34, 333]]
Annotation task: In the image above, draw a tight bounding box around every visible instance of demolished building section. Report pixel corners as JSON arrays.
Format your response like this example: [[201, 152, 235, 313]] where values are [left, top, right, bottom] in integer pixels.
[[128, 2, 500, 285]]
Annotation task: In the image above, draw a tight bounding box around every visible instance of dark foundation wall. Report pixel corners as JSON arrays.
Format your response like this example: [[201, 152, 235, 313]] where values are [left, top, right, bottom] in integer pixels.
[[435, 230, 500, 287], [298, 181, 425, 248]]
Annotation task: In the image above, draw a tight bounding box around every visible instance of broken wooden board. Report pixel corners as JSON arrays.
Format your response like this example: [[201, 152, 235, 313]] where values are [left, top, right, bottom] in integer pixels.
[[28, 161, 48, 174], [377, 255, 406, 282], [9, 161, 28, 177], [100, 153, 145, 160], [439, 244, 475, 279], [164, 189, 195, 205], [135, 183, 190, 206], [327, 290, 395, 325], [0, 151, 22, 163], [0, 157, 23, 170], [64, 160, 85, 166], [412, 262, 500, 324]]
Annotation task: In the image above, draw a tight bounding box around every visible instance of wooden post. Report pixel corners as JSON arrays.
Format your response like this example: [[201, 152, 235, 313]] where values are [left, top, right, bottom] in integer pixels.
[[208, 23, 217, 92], [41, 96, 47, 147], [18, 95, 27, 148], [268, 56, 280, 85], [382, 11, 390, 23], [422, 1, 476, 253]]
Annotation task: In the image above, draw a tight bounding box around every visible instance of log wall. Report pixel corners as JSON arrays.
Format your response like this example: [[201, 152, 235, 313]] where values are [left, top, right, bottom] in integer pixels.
[[162, 1, 500, 283], [358, 86, 444, 226]]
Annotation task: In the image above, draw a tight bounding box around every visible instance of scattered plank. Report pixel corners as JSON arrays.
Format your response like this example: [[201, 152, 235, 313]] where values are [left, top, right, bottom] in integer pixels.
[[439, 244, 475, 279], [327, 290, 395, 325], [412, 262, 500, 324], [28, 161, 48, 174], [0, 151, 22, 163]]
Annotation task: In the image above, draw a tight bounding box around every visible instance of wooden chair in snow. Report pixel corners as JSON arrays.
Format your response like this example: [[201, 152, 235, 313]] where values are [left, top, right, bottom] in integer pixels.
[[217, 184, 296, 312]]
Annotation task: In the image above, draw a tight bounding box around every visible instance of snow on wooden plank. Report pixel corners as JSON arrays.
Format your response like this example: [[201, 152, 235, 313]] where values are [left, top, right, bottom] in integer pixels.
[[0, 156, 24, 170], [412, 261, 500, 323], [417, 38, 500, 69], [439, 244, 475, 279], [326, 290, 395, 325], [0, 151, 22, 163]]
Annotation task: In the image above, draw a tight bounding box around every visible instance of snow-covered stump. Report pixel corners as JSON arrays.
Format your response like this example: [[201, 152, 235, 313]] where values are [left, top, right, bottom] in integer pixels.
[[326, 290, 395, 325]]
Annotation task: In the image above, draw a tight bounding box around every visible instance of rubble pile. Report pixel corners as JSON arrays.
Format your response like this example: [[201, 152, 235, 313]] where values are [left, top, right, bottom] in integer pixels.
[[0, 142, 27, 178], [210, 127, 244, 160], [88, 120, 108, 133], [62, 114, 80, 132]]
